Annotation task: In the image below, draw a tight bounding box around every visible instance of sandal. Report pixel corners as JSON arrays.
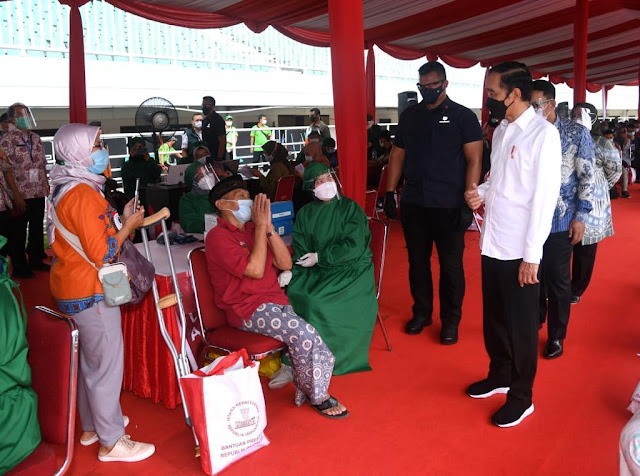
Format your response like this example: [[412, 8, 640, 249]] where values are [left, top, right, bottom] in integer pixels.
[[311, 396, 349, 419]]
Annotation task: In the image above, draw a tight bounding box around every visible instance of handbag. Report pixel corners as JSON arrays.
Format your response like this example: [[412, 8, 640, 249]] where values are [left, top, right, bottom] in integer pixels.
[[118, 239, 155, 304], [50, 206, 136, 307]]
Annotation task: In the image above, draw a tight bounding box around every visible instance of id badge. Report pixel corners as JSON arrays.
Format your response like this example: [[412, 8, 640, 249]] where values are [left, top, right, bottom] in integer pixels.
[[29, 168, 40, 183]]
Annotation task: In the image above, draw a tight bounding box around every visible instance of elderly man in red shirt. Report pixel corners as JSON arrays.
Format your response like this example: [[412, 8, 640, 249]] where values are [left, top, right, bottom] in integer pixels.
[[205, 175, 348, 419], [0, 103, 50, 278]]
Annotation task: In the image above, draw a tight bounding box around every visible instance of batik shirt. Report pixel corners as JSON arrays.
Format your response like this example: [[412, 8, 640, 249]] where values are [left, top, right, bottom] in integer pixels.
[[0, 126, 48, 200], [550, 116, 595, 233]]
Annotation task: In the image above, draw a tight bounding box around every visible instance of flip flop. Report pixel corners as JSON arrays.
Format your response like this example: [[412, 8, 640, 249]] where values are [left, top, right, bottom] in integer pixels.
[[311, 396, 349, 419]]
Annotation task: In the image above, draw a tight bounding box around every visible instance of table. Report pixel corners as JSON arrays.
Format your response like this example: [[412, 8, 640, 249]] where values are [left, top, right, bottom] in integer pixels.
[[120, 237, 204, 409]]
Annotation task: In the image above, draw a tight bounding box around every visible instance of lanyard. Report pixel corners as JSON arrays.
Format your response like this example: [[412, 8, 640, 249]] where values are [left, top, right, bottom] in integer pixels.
[[20, 133, 34, 162]]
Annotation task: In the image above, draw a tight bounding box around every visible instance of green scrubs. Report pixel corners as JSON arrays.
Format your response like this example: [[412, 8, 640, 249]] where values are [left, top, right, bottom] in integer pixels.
[[179, 193, 215, 233], [0, 239, 41, 473], [287, 198, 378, 375]]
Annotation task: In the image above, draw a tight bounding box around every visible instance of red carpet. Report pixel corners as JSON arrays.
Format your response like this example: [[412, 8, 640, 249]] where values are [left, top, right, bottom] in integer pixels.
[[18, 184, 640, 475]]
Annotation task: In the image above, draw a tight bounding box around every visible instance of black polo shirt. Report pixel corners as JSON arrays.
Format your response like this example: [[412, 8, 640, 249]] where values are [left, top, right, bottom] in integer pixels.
[[393, 97, 482, 208], [202, 112, 226, 160]]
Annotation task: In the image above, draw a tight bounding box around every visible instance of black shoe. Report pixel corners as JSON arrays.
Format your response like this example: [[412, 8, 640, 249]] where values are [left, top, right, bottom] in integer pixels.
[[466, 379, 510, 399], [570, 295, 581, 304], [405, 316, 432, 335], [13, 268, 35, 279], [622, 191, 631, 198], [440, 327, 458, 345], [491, 401, 534, 427], [29, 261, 51, 271], [543, 339, 563, 359]]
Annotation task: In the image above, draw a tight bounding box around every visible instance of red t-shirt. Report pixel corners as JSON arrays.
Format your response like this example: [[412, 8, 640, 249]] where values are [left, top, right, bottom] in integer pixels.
[[205, 218, 289, 328]]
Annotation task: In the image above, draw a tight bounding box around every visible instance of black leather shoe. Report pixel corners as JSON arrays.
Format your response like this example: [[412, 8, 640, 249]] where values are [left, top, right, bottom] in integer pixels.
[[405, 316, 432, 335], [440, 327, 458, 345], [570, 295, 581, 304], [29, 261, 51, 271], [543, 339, 563, 359]]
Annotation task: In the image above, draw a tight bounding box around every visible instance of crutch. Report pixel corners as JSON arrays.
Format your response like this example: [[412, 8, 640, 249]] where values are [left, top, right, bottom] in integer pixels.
[[138, 207, 200, 456]]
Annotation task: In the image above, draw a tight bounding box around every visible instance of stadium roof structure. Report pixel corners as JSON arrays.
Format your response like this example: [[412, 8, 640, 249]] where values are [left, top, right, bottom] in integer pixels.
[[46, 0, 640, 203]]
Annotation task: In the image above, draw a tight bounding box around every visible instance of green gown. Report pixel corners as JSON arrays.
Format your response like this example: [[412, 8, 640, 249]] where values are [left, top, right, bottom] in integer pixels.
[[0, 238, 41, 473], [287, 197, 378, 375]]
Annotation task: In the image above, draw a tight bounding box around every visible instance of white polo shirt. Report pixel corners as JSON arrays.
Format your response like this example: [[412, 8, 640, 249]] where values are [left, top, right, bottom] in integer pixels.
[[478, 106, 562, 264]]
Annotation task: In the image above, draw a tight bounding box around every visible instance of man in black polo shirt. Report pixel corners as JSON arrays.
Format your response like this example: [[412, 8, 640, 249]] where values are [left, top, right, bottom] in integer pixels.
[[201, 96, 226, 162], [384, 61, 482, 345]]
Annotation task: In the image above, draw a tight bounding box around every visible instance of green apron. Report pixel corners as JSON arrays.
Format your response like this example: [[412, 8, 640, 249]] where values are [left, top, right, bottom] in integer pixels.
[[287, 198, 378, 375], [0, 237, 41, 473]]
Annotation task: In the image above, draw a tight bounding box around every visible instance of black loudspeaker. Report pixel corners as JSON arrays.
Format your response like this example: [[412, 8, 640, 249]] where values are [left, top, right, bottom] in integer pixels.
[[398, 91, 418, 117]]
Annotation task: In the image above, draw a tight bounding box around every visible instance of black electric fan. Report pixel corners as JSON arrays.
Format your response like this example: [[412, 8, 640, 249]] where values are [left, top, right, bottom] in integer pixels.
[[134, 97, 180, 163]]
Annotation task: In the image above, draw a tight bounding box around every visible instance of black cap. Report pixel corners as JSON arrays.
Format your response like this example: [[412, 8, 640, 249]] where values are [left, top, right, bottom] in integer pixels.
[[209, 175, 246, 209]]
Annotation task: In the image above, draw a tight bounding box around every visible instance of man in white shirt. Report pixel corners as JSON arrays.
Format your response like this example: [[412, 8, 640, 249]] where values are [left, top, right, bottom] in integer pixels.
[[464, 62, 562, 428]]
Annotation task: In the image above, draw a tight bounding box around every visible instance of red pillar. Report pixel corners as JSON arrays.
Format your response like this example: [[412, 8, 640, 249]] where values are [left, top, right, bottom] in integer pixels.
[[573, 0, 589, 106], [329, 0, 367, 208], [60, 0, 89, 124], [365, 46, 376, 120]]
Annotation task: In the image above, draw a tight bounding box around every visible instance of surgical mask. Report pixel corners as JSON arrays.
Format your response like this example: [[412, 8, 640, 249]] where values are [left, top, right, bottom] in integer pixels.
[[419, 86, 443, 105], [197, 156, 208, 164], [485, 95, 512, 121], [16, 116, 32, 130], [197, 174, 215, 191], [88, 148, 110, 175], [194, 120, 202, 129], [231, 199, 253, 224], [535, 106, 552, 120], [314, 182, 338, 201], [305, 155, 313, 163], [226, 121, 232, 127], [261, 119, 268, 125]]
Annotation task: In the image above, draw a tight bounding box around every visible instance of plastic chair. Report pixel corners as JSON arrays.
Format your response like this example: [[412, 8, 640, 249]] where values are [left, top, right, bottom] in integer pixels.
[[187, 247, 286, 363], [273, 174, 295, 202], [364, 190, 378, 218], [8, 306, 79, 476], [368, 218, 392, 351]]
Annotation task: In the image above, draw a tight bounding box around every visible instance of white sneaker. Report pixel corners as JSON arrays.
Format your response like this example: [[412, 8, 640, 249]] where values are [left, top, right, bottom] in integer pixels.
[[268, 364, 294, 389], [98, 435, 155, 463], [81, 415, 130, 446]]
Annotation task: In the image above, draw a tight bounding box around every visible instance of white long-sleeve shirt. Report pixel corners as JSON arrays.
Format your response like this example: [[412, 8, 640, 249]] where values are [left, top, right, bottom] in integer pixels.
[[478, 106, 562, 264]]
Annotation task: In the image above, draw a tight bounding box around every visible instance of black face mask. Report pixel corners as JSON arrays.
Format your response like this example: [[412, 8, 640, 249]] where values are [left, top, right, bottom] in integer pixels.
[[309, 115, 318, 122], [485, 93, 512, 121], [202, 106, 212, 115], [419, 86, 443, 105]]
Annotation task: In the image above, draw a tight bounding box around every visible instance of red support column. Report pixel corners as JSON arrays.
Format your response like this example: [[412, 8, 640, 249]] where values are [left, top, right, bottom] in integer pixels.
[[365, 46, 376, 120], [573, 0, 589, 106], [60, 0, 89, 124], [329, 0, 367, 208]]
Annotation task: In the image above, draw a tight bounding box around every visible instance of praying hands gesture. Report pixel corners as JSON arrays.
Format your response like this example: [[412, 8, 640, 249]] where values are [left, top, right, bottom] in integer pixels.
[[252, 193, 272, 231]]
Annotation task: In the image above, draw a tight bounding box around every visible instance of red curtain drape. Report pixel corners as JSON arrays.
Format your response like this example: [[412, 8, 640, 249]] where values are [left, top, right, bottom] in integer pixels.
[[59, 0, 89, 124], [573, 0, 589, 105], [328, 0, 367, 208], [366, 47, 376, 119]]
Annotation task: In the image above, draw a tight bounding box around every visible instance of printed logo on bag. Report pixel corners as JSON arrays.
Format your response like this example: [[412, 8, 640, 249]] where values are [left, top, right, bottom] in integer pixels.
[[227, 400, 260, 437]]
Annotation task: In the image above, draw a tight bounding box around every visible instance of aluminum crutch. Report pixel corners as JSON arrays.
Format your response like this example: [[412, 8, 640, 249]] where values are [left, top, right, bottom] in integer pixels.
[[138, 207, 200, 456]]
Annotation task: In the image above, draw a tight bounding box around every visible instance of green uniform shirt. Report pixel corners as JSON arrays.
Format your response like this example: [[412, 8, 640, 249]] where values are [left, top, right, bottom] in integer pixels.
[[250, 125, 271, 152]]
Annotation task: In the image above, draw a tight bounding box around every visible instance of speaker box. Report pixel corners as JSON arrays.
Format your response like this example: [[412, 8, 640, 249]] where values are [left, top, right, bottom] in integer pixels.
[[398, 91, 418, 117]]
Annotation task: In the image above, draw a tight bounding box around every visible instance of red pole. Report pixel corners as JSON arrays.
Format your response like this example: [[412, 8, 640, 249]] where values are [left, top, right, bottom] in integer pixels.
[[365, 46, 376, 120], [329, 0, 367, 208], [573, 0, 589, 106], [60, 0, 89, 124]]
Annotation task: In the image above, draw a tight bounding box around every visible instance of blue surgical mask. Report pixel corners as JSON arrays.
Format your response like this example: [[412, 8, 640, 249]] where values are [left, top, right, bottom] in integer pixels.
[[226, 199, 253, 224], [88, 148, 110, 174]]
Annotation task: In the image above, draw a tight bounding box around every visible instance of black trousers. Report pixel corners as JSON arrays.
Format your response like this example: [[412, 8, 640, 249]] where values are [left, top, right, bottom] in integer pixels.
[[8, 197, 46, 271], [539, 231, 573, 340], [571, 242, 598, 298], [482, 256, 538, 406], [401, 204, 468, 329], [252, 151, 265, 163], [0, 210, 10, 256]]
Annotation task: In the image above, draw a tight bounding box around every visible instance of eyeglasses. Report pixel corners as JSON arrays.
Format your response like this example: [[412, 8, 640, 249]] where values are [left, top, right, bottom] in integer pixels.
[[417, 80, 444, 91], [531, 99, 552, 110]]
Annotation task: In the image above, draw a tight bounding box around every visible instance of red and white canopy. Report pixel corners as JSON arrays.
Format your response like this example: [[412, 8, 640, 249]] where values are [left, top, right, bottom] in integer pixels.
[[106, 0, 640, 89]]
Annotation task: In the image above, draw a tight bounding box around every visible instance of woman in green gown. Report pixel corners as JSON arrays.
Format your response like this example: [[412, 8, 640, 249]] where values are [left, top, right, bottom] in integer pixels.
[[287, 163, 378, 375]]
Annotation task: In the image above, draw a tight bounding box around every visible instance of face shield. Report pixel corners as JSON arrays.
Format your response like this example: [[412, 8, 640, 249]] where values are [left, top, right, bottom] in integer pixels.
[[10, 103, 37, 130], [572, 103, 598, 131]]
